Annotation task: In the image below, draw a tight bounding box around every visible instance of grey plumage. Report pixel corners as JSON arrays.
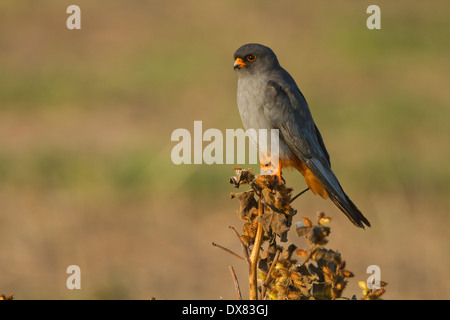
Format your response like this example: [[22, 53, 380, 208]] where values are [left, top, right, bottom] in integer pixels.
[[233, 43, 370, 228]]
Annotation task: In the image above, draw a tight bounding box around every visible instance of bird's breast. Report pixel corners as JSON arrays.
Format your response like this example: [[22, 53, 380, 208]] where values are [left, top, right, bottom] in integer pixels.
[[237, 77, 272, 131], [236, 76, 294, 161]]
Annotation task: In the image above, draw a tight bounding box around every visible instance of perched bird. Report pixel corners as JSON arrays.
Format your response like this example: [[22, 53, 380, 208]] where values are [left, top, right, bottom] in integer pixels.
[[233, 43, 370, 228]]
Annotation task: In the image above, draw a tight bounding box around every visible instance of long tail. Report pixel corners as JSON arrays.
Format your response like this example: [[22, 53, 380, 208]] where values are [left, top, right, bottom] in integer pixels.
[[329, 190, 371, 228], [299, 158, 371, 229]]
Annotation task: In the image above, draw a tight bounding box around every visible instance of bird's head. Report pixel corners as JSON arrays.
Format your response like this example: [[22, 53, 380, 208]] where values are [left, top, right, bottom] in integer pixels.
[[233, 43, 279, 75]]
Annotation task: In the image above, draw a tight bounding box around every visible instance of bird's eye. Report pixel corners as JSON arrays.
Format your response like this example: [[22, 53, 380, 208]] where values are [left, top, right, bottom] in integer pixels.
[[246, 54, 256, 62]]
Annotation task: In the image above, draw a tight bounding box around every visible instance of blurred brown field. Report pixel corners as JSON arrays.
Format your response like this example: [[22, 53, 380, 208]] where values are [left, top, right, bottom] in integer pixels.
[[0, 0, 449, 299]]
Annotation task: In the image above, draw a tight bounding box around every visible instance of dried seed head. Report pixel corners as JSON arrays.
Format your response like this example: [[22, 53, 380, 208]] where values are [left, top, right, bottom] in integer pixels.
[[373, 288, 386, 298], [295, 249, 308, 258], [287, 290, 302, 300], [318, 216, 332, 225], [303, 217, 313, 227], [322, 266, 334, 283], [341, 270, 354, 278], [290, 272, 305, 287], [271, 268, 282, 279], [268, 289, 279, 300], [254, 175, 268, 188], [358, 281, 369, 291]]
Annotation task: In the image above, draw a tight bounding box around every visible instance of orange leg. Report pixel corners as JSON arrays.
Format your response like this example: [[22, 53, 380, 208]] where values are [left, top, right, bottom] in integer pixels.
[[272, 161, 283, 185]]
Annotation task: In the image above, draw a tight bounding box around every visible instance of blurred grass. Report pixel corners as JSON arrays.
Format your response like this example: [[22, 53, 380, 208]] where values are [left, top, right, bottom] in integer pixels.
[[0, 0, 449, 299]]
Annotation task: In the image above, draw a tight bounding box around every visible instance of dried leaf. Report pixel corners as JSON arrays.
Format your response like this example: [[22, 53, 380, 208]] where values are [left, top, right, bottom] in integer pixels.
[[233, 191, 258, 219], [230, 168, 255, 188], [257, 208, 292, 242], [258, 258, 269, 274], [312, 248, 342, 268], [309, 225, 331, 245], [278, 244, 297, 261], [295, 219, 312, 238]]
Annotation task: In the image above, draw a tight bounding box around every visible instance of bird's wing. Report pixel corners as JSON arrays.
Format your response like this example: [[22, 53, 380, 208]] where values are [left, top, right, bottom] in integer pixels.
[[263, 71, 332, 174], [263, 70, 370, 228]]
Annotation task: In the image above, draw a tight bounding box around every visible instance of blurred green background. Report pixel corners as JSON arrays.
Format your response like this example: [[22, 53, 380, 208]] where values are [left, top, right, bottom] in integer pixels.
[[0, 0, 449, 299]]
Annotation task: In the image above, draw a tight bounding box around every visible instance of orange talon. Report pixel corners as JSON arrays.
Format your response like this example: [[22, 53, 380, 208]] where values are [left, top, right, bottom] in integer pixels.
[[260, 161, 283, 185]]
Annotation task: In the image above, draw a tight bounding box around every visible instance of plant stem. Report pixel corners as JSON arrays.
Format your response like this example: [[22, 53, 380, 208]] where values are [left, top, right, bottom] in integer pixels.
[[249, 199, 264, 300], [261, 249, 280, 300], [229, 226, 250, 264], [212, 242, 245, 261], [229, 266, 242, 300]]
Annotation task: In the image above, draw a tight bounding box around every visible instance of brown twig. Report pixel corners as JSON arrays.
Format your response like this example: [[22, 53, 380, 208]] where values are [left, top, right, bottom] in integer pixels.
[[212, 242, 245, 261], [229, 266, 242, 300], [249, 199, 264, 300], [260, 249, 280, 300], [229, 226, 250, 266]]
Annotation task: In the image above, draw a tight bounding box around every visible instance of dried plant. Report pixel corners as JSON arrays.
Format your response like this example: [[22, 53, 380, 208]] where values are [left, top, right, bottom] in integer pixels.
[[2, 170, 388, 301], [358, 280, 388, 300], [214, 168, 387, 300]]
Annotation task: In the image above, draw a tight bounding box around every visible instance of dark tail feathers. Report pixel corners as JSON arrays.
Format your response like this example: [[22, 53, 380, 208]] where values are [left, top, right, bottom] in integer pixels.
[[329, 192, 371, 228]]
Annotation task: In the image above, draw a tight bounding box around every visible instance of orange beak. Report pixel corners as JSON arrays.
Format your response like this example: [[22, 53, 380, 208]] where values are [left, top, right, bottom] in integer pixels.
[[233, 58, 246, 69]]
